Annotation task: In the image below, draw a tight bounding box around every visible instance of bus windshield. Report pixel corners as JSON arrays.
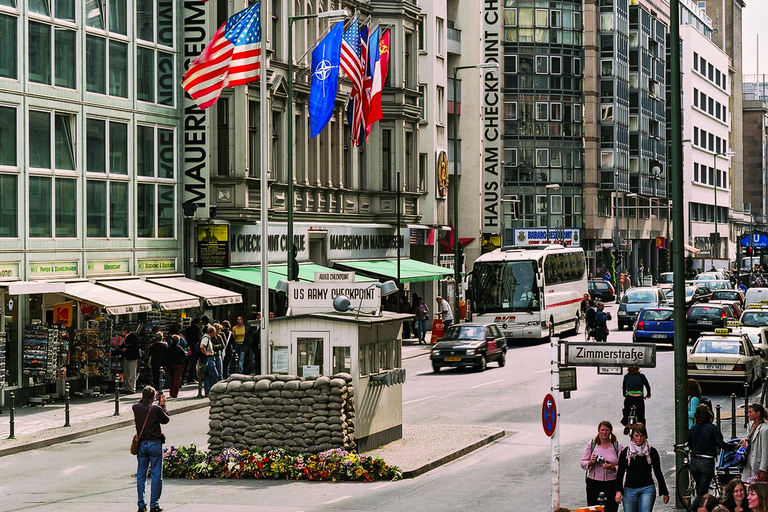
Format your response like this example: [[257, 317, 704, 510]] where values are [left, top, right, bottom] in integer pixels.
[[471, 261, 540, 314]]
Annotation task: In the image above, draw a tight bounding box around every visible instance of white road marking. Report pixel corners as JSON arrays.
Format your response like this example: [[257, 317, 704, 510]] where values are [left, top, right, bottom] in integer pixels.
[[403, 395, 436, 405], [324, 495, 352, 504], [533, 369, 550, 374], [470, 379, 507, 389], [60, 465, 87, 476]]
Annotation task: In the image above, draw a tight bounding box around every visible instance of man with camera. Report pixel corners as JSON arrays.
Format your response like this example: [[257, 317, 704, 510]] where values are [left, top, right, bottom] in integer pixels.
[[132, 385, 170, 512]]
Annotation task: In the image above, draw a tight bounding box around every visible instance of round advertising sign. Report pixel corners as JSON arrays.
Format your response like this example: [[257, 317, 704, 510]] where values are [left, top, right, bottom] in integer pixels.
[[542, 393, 557, 437]]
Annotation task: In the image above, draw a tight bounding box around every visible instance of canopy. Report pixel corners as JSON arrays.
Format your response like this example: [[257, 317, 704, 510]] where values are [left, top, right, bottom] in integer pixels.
[[148, 276, 242, 306], [207, 263, 375, 290], [97, 279, 201, 311], [63, 282, 153, 315], [332, 258, 452, 283], [685, 243, 701, 255]]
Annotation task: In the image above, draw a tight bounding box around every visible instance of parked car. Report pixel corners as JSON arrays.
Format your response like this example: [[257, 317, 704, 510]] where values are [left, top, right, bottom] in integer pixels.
[[632, 307, 674, 344], [430, 323, 507, 372], [687, 328, 764, 389], [657, 272, 674, 291], [588, 279, 616, 302], [685, 303, 737, 342], [617, 287, 668, 330], [665, 285, 712, 307]]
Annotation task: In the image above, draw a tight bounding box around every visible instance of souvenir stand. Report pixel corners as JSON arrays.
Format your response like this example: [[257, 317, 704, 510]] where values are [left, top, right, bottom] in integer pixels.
[[22, 323, 70, 402]]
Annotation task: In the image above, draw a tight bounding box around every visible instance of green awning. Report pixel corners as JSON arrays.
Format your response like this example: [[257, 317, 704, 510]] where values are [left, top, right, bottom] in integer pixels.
[[207, 263, 375, 290], [333, 258, 452, 283]]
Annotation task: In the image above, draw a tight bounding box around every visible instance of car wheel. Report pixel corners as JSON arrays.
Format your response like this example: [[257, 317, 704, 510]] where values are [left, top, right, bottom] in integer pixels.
[[477, 355, 487, 372], [432, 364, 440, 373], [632, 333, 637, 343], [498, 351, 506, 367]]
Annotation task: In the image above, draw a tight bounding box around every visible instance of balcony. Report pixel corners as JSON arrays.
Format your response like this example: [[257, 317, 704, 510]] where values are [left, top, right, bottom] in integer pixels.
[[447, 24, 461, 55]]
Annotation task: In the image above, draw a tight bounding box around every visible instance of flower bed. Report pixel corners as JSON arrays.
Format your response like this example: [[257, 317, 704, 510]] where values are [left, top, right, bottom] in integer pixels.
[[163, 444, 402, 482]]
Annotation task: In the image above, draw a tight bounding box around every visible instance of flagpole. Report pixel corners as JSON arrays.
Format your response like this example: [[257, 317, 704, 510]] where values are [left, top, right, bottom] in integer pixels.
[[259, 0, 270, 359]]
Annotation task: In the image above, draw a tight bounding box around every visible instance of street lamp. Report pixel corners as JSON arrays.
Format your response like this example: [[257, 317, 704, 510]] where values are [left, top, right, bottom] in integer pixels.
[[712, 151, 736, 259], [452, 62, 499, 324], [286, 9, 347, 281], [545, 183, 560, 243]]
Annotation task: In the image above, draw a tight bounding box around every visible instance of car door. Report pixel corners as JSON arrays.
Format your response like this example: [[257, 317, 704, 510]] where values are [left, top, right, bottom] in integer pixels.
[[491, 325, 507, 350], [485, 327, 497, 356], [744, 338, 763, 380], [658, 289, 668, 306]]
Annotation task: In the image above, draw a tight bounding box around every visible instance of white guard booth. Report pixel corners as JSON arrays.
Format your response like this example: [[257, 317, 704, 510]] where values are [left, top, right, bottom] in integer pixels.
[[265, 274, 411, 451]]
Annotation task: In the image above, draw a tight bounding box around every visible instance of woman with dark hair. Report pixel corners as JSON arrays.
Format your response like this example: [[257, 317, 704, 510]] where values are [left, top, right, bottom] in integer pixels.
[[621, 366, 651, 434], [696, 494, 721, 512], [748, 482, 768, 512], [688, 403, 735, 511], [580, 420, 623, 512], [721, 479, 750, 512], [743, 403, 768, 483], [615, 423, 669, 512], [688, 378, 702, 429]]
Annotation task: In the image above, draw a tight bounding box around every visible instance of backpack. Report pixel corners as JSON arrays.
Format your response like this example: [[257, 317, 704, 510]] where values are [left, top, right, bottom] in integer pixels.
[[698, 395, 713, 414], [586, 307, 597, 329], [586, 440, 620, 482]]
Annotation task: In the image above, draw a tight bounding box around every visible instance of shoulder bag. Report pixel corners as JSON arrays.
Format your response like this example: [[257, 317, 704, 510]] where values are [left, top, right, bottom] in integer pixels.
[[130, 406, 151, 455]]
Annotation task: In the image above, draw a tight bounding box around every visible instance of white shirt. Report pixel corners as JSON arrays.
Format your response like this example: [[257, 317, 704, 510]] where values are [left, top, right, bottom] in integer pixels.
[[438, 300, 453, 321]]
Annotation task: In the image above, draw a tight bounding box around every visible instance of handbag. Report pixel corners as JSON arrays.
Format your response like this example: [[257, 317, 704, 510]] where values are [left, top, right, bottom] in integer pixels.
[[130, 406, 151, 455]]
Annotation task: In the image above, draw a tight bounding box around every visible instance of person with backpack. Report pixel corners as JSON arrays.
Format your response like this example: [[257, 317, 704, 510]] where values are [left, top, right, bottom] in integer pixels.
[[688, 378, 703, 429], [688, 404, 736, 512], [581, 420, 624, 512], [621, 366, 651, 434]]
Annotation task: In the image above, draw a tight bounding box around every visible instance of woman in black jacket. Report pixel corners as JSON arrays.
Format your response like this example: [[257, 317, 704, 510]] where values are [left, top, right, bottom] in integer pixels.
[[615, 423, 669, 512], [688, 404, 735, 511]]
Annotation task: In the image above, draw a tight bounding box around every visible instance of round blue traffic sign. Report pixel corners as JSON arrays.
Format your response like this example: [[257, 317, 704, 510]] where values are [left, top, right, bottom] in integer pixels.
[[542, 393, 557, 437]]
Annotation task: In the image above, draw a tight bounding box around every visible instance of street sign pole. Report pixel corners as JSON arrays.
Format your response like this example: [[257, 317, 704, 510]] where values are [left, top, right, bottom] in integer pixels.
[[551, 335, 560, 510]]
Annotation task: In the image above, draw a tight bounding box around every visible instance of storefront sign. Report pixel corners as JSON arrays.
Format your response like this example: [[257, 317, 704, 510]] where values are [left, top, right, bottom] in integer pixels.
[[288, 282, 380, 315], [53, 302, 74, 327], [29, 261, 79, 278], [513, 228, 581, 247], [87, 260, 130, 275], [198, 224, 230, 268], [482, 0, 501, 236], [326, 226, 409, 260], [138, 259, 176, 273], [314, 271, 355, 283], [230, 224, 309, 265], [0, 263, 18, 278]]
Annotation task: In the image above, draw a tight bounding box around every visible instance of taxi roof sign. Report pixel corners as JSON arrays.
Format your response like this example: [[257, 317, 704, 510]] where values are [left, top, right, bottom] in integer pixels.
[[727, 320, 741, 327], [714, 328, 730, 335]]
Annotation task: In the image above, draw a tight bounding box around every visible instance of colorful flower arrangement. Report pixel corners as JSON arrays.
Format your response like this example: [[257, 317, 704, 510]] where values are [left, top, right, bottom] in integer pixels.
[[163, 444, 402, 482]]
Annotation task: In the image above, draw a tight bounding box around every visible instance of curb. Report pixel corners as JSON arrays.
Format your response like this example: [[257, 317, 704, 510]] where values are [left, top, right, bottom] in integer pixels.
[[401, 429, 506, 478], [0, 400, 210, 458]]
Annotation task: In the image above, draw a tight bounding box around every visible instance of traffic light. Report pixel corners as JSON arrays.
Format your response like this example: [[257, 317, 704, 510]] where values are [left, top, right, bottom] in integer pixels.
[[615, 253, 622, 267], [456, 243, 465, 269], [747, 246, 754, 256], [290, 246, 299, 281]]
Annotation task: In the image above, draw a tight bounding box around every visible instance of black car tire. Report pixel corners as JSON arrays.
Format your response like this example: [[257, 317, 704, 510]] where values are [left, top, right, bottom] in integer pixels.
[[498, 351, 506, 367], [477, 356, 487, 372], [432, 364, 440, 373]]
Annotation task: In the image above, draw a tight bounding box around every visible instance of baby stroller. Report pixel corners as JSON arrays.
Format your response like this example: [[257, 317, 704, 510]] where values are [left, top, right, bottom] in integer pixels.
[[717, 438, 743, 487]]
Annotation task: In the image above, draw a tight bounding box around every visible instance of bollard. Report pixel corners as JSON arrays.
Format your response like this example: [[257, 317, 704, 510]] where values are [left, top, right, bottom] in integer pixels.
[[745, 382, 751, 429], [160, 368, 165, 394], [7, 392, 14, 439], [64, 383, 70, 427], [114, 376, 120, 416], [197, 361, 203, 398], [716, 403, 722, 432], [597, 492, 607, 508], [234, 351, 240, 374], [731, 393, 737, 439]]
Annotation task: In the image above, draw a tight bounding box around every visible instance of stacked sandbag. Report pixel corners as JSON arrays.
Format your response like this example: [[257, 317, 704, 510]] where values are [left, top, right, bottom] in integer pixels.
[[207, 372, 356, 454]]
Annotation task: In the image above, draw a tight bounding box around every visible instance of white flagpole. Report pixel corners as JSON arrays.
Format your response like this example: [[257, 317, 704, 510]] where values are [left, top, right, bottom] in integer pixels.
[[259, 0, 270, 371]]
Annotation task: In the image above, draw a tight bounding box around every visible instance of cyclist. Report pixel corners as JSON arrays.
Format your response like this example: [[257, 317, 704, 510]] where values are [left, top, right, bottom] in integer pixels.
[[621, 366, 651, 435]]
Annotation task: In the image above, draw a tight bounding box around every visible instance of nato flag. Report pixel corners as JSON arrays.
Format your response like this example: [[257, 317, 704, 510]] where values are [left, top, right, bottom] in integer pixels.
[[309, 22, 343, 138]]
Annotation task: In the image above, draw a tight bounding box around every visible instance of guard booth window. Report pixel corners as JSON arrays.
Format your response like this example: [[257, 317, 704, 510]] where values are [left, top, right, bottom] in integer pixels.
[[333, 346, 350, 374], [297, 337, 323, 377]]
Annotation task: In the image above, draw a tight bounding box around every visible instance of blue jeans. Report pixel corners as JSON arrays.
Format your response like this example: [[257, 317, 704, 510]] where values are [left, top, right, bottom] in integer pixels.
[[443, 319, 453, 330], [622, 485, 656, 512], [136, 439, 163, 509], [417, 319, 428, 342], [689, 457, 715, 512], [240, 347, 255, 374], [203, 359, 219, 395], [214, 354, 223, 380]]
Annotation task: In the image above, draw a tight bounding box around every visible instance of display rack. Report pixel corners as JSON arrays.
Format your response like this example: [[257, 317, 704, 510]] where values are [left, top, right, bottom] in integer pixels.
[[71, 329, 104, 384], [22, 325, 48, 382], [0, 331, 6, 386]]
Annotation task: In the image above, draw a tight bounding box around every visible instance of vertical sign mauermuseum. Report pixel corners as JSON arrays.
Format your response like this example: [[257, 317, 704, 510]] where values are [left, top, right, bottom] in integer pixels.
[[483, 0, 501, 236], [182, 0, 211, 219]]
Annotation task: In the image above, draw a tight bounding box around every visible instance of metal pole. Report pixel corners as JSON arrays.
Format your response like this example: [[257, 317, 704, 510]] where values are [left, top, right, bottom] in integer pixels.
[[731, 393, 737, 439], [7, 392, 14, 439], [114, 376, 120, 416], [287, 15, 295, 282], [716, 403, 721, 431], [64, 383, 70, 427], [713, 152, 718, 258], [259, 0, 271, 373], [453, 66, 461, 325], [550, 334, 560, 509], [197, 363, 203, 398], [397, 170, 401, 312], [745, 382, 750, 428]]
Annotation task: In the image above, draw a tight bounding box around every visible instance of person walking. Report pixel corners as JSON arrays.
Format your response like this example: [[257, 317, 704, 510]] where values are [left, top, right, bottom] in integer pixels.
[[743, 402, 768, 483], [436, 296, 454, 329], [615, 423, 670, 512], [184, 318, 202, 384], [132, 385, 169, 512], [220, 320, 234, 379], [147, 332, 168, 392], [120, 325, 141, 394], [165, 335, 186, 398], [415, 298, 429, 344], [581, 420, 623, 512], [621, 366, 651, 434], [200, 325, 219, 396], [232, 316, 246, 373], [688, 404, 735, 511]]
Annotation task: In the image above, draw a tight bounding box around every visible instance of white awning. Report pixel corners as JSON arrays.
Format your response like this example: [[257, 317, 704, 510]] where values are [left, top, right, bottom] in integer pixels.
[[148, 276, 242, 306], [97, 278, 201, 311], [4, 281, 66, 295], [63, 282, 153, 315]]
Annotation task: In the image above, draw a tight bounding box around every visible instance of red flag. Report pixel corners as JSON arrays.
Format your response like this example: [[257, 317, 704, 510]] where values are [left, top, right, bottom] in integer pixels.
[[366, 27, 383, 130], [380, 30, 390, 86]]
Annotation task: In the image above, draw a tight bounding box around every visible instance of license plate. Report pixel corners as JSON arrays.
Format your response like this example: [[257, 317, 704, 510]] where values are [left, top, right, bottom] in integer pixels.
[[698, 320, 713, 325], [652, 334, 667, 339], [704, 364, 726, 370], [618, 311, 628, 316], [445, 357, 461, 362]]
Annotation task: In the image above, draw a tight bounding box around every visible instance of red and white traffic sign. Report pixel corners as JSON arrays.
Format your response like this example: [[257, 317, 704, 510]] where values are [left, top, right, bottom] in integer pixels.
[[542, 393, 557, 437]]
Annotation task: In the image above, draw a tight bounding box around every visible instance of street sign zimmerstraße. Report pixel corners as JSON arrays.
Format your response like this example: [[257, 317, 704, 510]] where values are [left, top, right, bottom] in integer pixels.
[[564, 342, 656, 368]]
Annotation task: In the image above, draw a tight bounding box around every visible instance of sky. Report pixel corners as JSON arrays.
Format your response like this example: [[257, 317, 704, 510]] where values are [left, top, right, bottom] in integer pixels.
[[742, 3, 767, 76]]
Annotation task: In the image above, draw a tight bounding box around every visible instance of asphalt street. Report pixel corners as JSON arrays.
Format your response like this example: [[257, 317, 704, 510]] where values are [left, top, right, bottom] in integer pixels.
[[3, 302, 760, 511]]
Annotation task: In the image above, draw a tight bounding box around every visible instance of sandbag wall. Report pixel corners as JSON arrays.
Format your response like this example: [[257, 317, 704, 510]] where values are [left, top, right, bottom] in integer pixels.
[[207, 373, 357, 454]]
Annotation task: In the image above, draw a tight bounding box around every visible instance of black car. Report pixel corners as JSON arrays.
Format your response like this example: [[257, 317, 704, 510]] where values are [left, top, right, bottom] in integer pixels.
[[430, 323, 507, 372], [665, 285, 712, 307], [588, 279, 616, 302], [685, 304, 737, 342], [617, 287, 668, 330]]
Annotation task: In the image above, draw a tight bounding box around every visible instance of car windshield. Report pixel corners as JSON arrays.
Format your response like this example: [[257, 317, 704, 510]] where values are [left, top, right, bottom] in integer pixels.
[[658, 274, 674, 284], [624, 291, 657, 304], [688, 307, 723, 319], [641, 309, 673, 321], [697, 280, 730, 290], [712, 291, 739, 301], [442, 326, 485, 341], [471, 261, 540, 314], [694, 339, 743, 355], [741, 311, 768, 327]]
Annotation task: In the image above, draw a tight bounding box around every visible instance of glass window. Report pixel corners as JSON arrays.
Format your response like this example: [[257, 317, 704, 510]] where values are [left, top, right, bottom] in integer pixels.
[[550, 10, 561, 28], [0, 174, 17, 237], [518, 8, 533, 28], [29, 176, 52, 237], [110, 181, 128, 237], [157, 50, 174, 105], [86, 35, 107, 94], [29, 21, 51, 84], [536, 148, 548, 167], [110, 121, 128, 174], [157, 184, 174, 237], [551, 56, 561, 74], [600, 14, 613, 31], [29, 111, 51, 169], [137, 0, 153, 42], [0, 106, 16, 167], [333, 346, 351, 375], [535, 9, 547, 27], [86, 0, 104, 28], [55, 29, 76, 89], [137, 47, 154, 102], [137, 125, 154, 177], [55, 0, 75, 21], [0, 14, 17, 79], [550, 103, 561, 121], [504, 8, 517, 26], [158, 128, 174, 179], [110, 0, 127, 34], [28, 0, 49, 16], [535, 55, 547, 74], [536, 102, 548, 121], [601, 60, 613, 76], [54, 114, 75, 171], [297, 337, 323, 377], [157, 0, 172, 46], [109, 40, 128, 97], [87, 180, 107, 237], [55, 178, 76, 237], [137, 183, 154, 237], [87, 118, 106, 173]]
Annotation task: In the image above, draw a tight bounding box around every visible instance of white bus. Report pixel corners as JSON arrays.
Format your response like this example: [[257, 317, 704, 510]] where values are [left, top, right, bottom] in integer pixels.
[[468, 244, 587, 341]]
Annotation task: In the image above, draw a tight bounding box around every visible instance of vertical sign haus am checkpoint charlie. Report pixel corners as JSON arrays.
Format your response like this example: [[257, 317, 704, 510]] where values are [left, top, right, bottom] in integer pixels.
[[483, 0, 501, 237]]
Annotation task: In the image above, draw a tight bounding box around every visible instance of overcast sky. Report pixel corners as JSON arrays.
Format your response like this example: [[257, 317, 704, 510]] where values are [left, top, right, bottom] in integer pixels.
[[742, 3, 766, 76]]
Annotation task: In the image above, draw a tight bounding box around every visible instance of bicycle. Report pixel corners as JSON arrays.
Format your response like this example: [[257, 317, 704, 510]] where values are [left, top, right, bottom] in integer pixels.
[[673, 442, 727, 508]]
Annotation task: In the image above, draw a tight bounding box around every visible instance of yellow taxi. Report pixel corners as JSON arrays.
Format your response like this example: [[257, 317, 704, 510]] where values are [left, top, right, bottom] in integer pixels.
[[687, 328, 765, 390]]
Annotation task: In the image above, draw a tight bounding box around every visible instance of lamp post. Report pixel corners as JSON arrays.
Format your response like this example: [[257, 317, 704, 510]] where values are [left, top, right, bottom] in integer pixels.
[[286, 9, 347, 281], [545, 183, 560, 243], [712, 151, 736, 259], [452, 62, 498, 324], [625, 192, 636, 280]]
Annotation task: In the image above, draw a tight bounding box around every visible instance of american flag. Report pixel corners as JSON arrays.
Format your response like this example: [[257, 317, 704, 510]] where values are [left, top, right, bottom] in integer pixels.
[[341, 20, 365, 146], [181, 1, 261, 109], [360, 24, 371, 143]]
